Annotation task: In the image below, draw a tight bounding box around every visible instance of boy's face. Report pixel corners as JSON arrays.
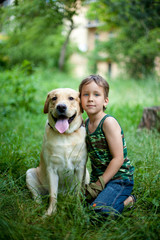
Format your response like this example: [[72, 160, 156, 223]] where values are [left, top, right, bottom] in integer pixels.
[[81, 81, 109, 115]]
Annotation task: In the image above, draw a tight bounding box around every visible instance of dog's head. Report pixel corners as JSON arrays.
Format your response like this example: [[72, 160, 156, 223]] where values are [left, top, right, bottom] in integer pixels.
[[44, 88, 83, 134]]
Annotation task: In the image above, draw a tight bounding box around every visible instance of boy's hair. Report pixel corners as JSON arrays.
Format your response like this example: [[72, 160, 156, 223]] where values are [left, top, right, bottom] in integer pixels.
[[79, 74, 109, 98]]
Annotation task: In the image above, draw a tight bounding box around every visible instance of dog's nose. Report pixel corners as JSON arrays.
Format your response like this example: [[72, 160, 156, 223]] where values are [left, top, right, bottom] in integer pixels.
[[57, 104, 67, 113]]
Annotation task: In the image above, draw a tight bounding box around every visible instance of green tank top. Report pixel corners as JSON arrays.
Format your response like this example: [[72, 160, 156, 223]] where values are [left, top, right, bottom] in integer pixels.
[[86, 114, 134, 182]]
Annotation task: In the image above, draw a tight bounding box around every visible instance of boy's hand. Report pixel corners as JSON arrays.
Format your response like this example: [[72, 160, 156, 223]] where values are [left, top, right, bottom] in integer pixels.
[[85, 176, 105, 202]]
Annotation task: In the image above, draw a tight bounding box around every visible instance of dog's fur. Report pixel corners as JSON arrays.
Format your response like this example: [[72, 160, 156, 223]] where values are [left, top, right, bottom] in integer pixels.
[[26, 88, 89, 216]]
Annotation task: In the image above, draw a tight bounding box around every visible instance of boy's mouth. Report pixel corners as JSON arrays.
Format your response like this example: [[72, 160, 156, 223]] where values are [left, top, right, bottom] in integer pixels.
[[87, 105, 95, 107]]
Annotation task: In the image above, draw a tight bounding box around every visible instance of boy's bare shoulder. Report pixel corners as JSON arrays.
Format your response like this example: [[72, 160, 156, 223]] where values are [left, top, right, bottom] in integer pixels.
[[104, 116, 118, 125], [103, 116, 121, 132]]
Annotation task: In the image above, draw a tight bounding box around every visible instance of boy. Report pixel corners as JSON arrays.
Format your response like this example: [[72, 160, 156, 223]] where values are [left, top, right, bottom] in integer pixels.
[[79, 75, 135, 216]]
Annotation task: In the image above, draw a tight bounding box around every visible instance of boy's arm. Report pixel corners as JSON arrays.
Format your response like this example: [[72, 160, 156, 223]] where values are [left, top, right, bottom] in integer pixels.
[[96, 117, 124, 186]]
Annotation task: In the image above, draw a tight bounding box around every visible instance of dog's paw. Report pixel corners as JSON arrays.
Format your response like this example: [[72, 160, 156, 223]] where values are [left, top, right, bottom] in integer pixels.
[[34, 196, 42, 204], [45, 205, 57, 216]]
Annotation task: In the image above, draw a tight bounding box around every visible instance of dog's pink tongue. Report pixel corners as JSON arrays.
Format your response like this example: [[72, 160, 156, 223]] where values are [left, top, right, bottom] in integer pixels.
[[55, 119, 69, 133]]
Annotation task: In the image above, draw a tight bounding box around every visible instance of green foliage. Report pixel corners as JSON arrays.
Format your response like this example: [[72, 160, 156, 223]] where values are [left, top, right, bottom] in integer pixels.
[[87, 0, 160, 78], [0, 65, 81, 117], [0, 0, 80, 69], [0, 68, 160, 239], [1, 0, 64, 68], [0, 63, 38, 116]]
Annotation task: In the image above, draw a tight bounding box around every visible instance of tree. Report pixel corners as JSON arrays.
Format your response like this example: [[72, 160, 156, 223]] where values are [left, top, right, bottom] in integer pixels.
[[87, 0, 160, 78], [57, 0, 82, 71], [0, 0, 82, 70]]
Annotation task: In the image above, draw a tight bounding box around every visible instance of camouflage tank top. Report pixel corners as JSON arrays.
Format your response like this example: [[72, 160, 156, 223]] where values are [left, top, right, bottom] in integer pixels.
[[86, 115, 134, 182]]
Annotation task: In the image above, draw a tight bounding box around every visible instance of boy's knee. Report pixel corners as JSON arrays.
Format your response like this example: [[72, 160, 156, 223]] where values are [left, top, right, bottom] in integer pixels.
[[91, 201, 123, 216]]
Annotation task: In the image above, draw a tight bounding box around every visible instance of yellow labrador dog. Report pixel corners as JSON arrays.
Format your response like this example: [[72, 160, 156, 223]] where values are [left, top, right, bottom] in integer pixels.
[[26, 88, 89, 216]]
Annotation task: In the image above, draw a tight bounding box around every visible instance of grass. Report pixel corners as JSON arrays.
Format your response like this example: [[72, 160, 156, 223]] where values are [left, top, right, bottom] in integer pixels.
[[0, 67, 160, 239]]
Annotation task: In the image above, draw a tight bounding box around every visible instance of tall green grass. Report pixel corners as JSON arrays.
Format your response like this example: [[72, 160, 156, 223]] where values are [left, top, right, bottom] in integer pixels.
[[0, 68, 160, 239]]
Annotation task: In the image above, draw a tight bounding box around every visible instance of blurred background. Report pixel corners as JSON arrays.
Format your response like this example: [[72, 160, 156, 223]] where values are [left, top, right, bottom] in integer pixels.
[[0, 0, 160, 79]]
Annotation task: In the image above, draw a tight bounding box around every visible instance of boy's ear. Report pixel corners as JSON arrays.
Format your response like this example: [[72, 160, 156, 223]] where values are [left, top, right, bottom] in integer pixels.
[[103, 97, 109, 108]]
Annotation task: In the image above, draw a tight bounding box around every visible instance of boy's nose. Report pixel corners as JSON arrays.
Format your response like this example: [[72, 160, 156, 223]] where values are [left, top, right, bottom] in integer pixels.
[[88, 95, 93, 101]]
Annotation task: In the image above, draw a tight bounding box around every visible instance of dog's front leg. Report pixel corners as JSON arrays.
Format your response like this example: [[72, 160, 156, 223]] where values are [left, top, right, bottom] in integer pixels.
[[75, 164, 89, 189], [45, 167, 58, 216]]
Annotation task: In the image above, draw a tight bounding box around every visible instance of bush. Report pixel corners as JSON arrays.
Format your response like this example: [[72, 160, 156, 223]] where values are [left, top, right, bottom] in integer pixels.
[[0, 63, 38, 116]]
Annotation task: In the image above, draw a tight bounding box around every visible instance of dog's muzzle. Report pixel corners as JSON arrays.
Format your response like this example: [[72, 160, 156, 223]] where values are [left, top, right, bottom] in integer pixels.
[[50, 105, 76, 134]]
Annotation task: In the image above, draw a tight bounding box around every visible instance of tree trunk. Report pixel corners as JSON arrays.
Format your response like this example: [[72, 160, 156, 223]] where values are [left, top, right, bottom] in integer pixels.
[[138, 106, 160, 132], [58, 19, 74, 71]]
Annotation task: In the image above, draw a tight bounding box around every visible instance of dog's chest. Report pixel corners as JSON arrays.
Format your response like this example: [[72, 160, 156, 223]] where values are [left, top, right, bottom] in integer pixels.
[[43, 129, 86, 170]]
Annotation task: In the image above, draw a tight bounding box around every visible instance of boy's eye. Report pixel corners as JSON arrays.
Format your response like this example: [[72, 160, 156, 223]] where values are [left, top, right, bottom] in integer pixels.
[[83, 93, 88, 96], [94, 92, 101, 96]]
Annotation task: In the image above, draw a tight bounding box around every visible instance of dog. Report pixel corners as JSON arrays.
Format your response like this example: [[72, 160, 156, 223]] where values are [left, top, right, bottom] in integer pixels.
[[26, 88, 89, 216]]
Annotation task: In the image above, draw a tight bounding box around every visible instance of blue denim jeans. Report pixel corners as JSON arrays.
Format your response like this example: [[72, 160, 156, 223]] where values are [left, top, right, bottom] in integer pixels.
[[90, 179, 134, 216]]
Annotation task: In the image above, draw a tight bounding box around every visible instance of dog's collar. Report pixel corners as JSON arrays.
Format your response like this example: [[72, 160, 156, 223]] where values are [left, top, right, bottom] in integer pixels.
[[48, 122, 54, 130]]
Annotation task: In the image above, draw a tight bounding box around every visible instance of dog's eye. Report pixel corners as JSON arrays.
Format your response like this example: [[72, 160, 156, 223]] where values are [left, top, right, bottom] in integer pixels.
[[52, 97, 57, 101], [69, 97, 74, 101]]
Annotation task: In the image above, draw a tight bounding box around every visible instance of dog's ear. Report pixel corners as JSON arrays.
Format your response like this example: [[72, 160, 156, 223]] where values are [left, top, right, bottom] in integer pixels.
[[80, 103, 84, 113], [44, 93, 50, 114], [79, 92, 84, 113]]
